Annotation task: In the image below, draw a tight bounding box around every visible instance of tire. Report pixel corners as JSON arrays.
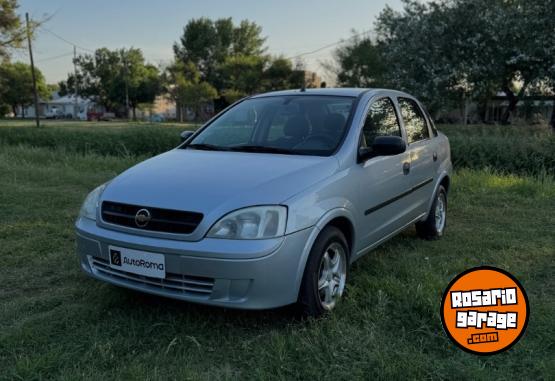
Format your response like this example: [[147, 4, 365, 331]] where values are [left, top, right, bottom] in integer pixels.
[[416, 185, 447, 240], [298, 226, 349, 317]]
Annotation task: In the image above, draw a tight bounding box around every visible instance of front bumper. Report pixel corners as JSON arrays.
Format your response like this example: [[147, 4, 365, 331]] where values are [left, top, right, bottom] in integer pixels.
[[75, 217, 314, 309]]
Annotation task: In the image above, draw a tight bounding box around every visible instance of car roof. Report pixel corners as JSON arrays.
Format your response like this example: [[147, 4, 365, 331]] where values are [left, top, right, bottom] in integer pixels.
[[249, 87, 413, 99]]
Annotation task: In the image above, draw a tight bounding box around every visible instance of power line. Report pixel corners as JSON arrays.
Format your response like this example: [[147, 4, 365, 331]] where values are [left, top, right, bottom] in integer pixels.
[[39, 26, 95, 53], [36, 51, 74, 63], [286, 29, 373, 60]]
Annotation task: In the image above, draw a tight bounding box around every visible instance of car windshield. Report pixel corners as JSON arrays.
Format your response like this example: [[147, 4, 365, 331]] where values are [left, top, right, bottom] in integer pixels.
[[185, 95, 356, 156]]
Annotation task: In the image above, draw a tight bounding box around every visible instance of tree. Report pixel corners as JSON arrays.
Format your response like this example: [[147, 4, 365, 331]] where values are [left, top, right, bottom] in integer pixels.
[[172, 17, 307, 114], [372, 0, 555, 122], [333, 34, 386, 88], [0, 61, 48, 117], [0, 102, 9, 117], [262, 57, 305, 91], [218, 54, 308, 102], [133, 64, 162, 115], [173, 17, 227, 85], [219, 54, 266, 101], [0, 0, 43, 61], [0, 0, 24, 59], [118, 49, 162, 119], [173, 17, 267, 107], [165, 61, 217, 121], [374, 1, 467, 115], [60, 47, 162, 118], [232, 20, 266, 56], [443, 0, 555, 123]]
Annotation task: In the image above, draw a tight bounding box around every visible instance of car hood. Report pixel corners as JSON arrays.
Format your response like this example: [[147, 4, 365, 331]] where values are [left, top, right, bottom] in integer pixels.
[[100, 149, 338, 238]]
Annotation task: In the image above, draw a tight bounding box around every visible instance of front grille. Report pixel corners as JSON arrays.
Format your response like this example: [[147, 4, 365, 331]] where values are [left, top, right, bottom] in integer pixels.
[[101, 201, 203, 234], [89, 256, 214, 297]]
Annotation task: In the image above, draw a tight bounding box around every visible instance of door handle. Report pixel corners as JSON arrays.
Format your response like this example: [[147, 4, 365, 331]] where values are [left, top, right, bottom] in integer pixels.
[[403, 161, 411, 175], [433, 152, 438, 162]]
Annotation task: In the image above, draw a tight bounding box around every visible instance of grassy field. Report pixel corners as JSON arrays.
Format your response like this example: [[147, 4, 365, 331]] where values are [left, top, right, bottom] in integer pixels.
[[0, 121, 554, 379]]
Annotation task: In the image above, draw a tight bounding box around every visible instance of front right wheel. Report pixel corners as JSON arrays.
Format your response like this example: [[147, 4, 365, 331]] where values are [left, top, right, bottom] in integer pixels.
[[298, 226, 348, 317]]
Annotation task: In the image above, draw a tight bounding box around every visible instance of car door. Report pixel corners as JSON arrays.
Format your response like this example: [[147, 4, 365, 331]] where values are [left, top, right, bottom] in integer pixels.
[[397, 97, 435, 216], [355, 96, 415, 252]]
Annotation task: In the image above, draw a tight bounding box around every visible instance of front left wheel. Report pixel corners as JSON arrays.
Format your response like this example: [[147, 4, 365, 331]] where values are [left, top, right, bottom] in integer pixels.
[[298, 226, 349, 317]]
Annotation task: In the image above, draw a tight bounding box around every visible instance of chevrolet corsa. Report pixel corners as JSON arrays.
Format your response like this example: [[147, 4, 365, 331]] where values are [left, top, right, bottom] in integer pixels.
[[76, 88, 452, 316]]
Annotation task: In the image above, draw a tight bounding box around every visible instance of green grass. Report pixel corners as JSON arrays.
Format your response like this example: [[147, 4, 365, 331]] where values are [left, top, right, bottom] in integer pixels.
[[0, 137, 554, 379]]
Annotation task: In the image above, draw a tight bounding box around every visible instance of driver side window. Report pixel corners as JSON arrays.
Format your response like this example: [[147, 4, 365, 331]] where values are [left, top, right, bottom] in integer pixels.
[[360, 97, 401, 148]]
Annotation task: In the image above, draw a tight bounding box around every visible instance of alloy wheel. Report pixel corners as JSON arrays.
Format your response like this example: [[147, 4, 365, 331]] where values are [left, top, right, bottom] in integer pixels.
[[317, 242, 347, 310]]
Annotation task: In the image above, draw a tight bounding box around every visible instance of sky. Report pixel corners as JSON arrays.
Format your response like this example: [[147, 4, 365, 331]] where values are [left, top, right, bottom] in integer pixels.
[[14, 0, 408, 84]]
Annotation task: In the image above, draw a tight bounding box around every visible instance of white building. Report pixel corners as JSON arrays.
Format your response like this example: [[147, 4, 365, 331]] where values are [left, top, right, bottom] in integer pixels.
[[17, 92, 103, 120]]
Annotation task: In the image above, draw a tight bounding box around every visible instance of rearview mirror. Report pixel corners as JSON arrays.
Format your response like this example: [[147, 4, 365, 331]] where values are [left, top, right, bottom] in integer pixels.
[[358, 136, 406, 162], [180, 130, 194, 143]]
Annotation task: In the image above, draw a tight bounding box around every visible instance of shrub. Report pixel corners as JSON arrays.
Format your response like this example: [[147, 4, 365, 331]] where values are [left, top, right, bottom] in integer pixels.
[[0, 123, 553, 177]]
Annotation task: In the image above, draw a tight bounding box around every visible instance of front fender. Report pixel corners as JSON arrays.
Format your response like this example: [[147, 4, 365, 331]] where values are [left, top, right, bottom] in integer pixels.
[[282, 167, 359, 295], [290, 207, 357, 299]]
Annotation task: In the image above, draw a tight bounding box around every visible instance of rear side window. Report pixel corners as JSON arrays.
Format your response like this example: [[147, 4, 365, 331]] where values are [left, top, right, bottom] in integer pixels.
[[398, 97, 430, 144], [361, 97, 401, 147]]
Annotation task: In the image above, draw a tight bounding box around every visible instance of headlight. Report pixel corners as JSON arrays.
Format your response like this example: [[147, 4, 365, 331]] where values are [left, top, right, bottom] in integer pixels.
[[78, 183, 107, 220], [207, 206, 287, 239]]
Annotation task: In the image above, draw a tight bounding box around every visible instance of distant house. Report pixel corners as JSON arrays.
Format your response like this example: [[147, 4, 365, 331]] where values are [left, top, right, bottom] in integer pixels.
[[133, 95, 178, 121], [485, 94, 553, 123], [303, 71, 322, 88], [17, 92, 104, 120], [134, 95, 215, 122], [440, 92, 554, 124]]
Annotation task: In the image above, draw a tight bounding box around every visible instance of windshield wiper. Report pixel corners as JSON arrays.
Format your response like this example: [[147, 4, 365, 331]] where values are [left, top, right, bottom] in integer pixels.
[[229, 145, 296, 154], [187, 143, 230, 151]]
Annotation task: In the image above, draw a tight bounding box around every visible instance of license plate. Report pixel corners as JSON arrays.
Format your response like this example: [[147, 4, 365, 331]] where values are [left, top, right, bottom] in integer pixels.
[[108, 245, 166, 279]]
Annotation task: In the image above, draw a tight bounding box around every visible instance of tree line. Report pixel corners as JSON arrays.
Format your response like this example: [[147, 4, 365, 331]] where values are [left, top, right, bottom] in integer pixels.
[[1, 4, 306, 120], [333, 0, 555, 125], [1, 0, 554, 125]]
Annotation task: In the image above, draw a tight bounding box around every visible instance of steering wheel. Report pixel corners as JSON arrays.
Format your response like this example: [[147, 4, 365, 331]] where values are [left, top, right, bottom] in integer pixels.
[[294, 134, 335, 150]]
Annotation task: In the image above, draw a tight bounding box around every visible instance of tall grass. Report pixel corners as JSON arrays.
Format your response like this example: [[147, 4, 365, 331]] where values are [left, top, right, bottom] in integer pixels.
[[0, 122, 553, 176], [440, 124, 555, 177], [0, 124, 191, 157]]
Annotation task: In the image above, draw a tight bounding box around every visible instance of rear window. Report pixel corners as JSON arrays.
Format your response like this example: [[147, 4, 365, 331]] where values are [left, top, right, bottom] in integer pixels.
[[398, 97, 430, 144]]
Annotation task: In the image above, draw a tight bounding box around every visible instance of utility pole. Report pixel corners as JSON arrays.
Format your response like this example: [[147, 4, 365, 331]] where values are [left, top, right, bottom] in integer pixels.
[[25, 13, 40, 128], [73, 45, 79, 119], [122, 49, 130, 120]]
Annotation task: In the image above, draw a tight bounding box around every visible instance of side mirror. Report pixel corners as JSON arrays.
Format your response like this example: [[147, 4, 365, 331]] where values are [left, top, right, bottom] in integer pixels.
[[372, 136, 406, 156], [180, 130, 194, 143], [358, 136, 406, 162]]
